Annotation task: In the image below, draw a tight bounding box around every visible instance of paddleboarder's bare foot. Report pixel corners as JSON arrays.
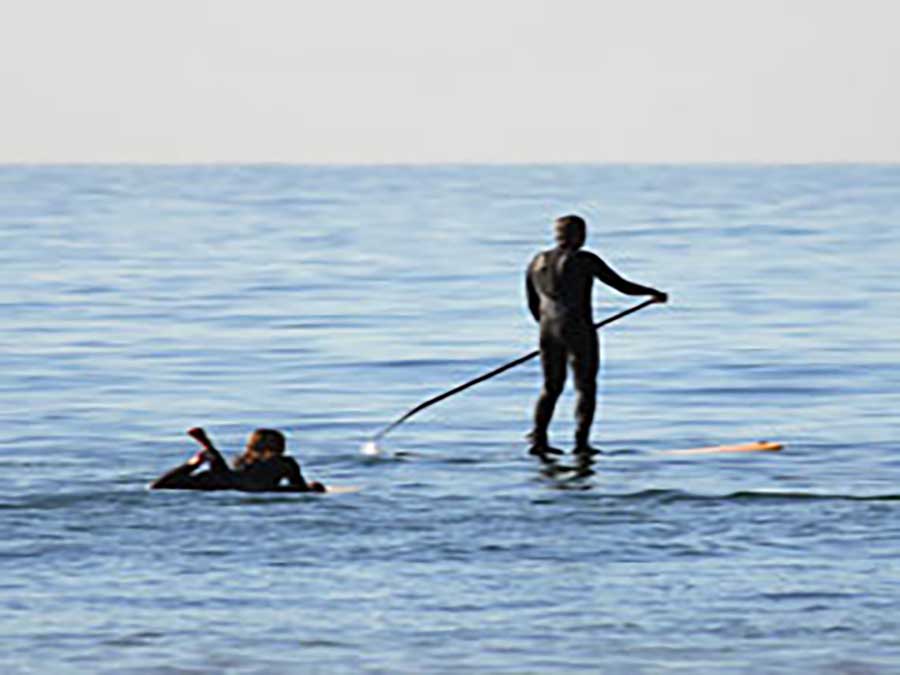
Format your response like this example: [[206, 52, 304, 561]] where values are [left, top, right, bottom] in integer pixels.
[[528, 444, 564, 459], [573, 444, 601, 458], [526, 430, 563, 459]]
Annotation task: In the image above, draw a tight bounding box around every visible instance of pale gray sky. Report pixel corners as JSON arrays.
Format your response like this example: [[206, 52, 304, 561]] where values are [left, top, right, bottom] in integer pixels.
[[1, 0, 898, 163]]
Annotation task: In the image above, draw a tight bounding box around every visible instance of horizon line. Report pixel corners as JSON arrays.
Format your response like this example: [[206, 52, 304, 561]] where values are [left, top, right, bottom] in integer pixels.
[[1, 159, 899, 168]]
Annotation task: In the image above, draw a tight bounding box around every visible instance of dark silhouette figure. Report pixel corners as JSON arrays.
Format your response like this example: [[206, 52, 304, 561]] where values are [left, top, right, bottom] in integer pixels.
[[150, 427, 325, 493], [526, 215, 667, 457]]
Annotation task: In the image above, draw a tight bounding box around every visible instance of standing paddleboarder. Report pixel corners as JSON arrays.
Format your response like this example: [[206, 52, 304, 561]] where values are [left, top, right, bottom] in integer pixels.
[[526, 215, 667, 458]]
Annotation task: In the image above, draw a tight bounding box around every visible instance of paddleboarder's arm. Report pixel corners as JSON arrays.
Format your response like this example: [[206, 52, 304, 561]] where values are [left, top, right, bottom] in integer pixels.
[[525, 269, 541, 322], [588, 253, 666, 301]]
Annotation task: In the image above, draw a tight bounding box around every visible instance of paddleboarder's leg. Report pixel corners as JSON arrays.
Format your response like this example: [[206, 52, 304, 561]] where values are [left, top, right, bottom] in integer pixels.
[[569, 327, 600, 453], [531, 328, 566, 453]]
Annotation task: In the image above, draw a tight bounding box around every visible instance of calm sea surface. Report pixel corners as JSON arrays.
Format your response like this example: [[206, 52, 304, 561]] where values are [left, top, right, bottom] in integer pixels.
[[1, 165, 899, 673]]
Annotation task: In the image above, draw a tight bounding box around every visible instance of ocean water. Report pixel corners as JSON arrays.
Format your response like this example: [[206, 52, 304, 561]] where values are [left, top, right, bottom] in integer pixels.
[[1, 164, 899, 674]]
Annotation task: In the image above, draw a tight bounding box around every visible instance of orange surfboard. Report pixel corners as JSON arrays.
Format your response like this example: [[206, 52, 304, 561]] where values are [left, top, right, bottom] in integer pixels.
[[659, 441, 783, 456]]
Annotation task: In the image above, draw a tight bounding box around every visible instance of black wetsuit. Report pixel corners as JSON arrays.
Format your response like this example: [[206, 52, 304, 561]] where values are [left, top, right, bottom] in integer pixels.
[[150, 455, 317, 492], [526, 246, 658, 448]]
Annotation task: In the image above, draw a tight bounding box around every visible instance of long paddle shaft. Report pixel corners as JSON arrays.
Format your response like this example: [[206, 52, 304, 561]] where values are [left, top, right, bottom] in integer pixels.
[[371, 298, 661, 442]]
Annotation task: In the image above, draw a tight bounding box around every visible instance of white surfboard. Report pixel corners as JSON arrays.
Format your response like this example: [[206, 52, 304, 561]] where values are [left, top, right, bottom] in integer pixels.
[[325, 485, 363, 494]]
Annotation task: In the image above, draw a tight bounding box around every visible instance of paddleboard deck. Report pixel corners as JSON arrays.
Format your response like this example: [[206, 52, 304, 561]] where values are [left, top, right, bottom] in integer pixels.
[[658, 441, 783, 456], [535, 440, 783, 472]]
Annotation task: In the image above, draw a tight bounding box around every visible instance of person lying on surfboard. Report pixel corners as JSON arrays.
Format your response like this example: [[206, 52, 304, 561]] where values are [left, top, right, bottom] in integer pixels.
[[150, 427, 326, 493], [526, 214, 668, 458]]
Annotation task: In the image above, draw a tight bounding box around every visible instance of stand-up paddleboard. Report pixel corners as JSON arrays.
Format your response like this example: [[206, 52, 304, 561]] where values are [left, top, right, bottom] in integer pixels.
[[658, 441, 783, 456], [534, 440, 783, 473]]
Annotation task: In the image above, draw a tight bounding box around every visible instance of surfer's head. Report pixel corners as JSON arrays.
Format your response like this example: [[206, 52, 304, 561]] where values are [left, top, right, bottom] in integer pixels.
[[247, 429, 286, 459], [554, 215, 586, 250], [234, 428, 287, 467]]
